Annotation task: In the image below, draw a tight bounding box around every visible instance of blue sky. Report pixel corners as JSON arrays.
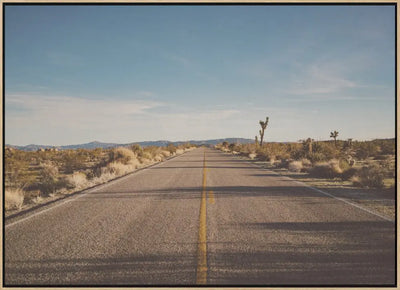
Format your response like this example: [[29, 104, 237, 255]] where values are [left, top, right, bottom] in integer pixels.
[[5, 5, 395, 145]]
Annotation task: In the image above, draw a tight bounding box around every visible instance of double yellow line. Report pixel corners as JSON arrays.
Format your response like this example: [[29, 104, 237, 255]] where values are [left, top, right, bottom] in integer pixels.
[[196, 150, 213, 284]]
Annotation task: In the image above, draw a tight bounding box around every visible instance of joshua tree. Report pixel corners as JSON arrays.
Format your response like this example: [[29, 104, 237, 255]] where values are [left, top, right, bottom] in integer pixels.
[[330, 130, 339, 147], [259, 117, 269, 146], [255, 135, 259, 146], [304, 138, 314, 154]]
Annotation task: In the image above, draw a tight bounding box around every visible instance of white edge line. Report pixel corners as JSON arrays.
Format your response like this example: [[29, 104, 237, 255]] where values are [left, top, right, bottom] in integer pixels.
[[241, 159, 395, 223], [5, 151, 191, 228]]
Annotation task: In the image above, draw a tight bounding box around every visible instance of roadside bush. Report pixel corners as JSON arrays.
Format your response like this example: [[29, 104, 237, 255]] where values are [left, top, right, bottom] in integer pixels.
[[63, 151, 87, 174], [288, 161, 303, 172], [5, 188, 25, 210], [351, 164, 384, 188], [65, 172, 88, 189], [301, 158, 312, 168], [130, 144, 144, 157], [355, 142, 379, 159], [308, 159, 342, 179], [109, 147, 136, 164], [105, 162, 136, 176], [275, 159, 290, 168], [306, 152, 327, 164], [249, 153, 257, 160], [312, 142, 339, 160], [338, 159, 351, 172], [341, 167, 358, 181], [38, 162, 62, 195], [144, 146, 162, 160], [166, 144, 177, 154]]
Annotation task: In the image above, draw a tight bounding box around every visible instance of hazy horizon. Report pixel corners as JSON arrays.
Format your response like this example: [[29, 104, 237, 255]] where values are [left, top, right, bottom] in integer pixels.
[[6, 136, 396, 148], [5, 5, 395, 146]]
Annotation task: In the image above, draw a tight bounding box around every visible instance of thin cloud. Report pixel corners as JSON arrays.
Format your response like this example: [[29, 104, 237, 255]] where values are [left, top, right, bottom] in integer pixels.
[[288, 63, 358, 96], [5, 93, 243, 145]]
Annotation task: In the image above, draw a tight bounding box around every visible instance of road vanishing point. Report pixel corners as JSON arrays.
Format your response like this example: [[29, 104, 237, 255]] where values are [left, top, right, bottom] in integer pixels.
[[4, 148, 395, 286]]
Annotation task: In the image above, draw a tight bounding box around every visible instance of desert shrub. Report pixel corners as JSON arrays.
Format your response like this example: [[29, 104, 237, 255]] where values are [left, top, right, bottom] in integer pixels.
[[166, 144, 177, 154], [256, 146, 275, 162], [313, 142, 339, 160], [377, 159, 395, 178], [352, 164, 384, 188], [275, 159, 290, 168], [65, 172, 88, 189], [63, 151, 87, 174], [379, 140, 395, 155], [338, 159, 351, 172], [144, 146, 162, 160], [104, 161, 138, 176], [355, 142, 379, 159], [290, 149, 305, 160], [249, 153, 257, 160], [5, 188, 25, 210], [341, 167, 358, 180], [130, 144, 144, 157], [307, 152, 327, 164], [288, 161, 303, 172], [38, 162, 62, 195], [109, 147, 136, 164], [228, 143, 240, 152], [5, 151, 36, 188], [139, 151, 153, 162], [308, 159, 342, 179], [300, 158, 312, 172], [301, 158, 312, 167], [153, 154, 165, 162]]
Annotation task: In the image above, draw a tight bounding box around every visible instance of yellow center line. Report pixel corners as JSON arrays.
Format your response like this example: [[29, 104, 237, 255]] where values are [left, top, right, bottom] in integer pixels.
[[196, 150, 208, 284]]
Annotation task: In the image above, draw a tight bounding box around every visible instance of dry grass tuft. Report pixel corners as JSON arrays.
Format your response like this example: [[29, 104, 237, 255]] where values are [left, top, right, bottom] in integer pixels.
[[176, 149, 185, 155], [288, 161, 303, 172], [308, 159, 343, 178], [5, 188, 25, 210], [66, 172, 88, 189], [249, 153, 257, 160], [109, 147, 136, 164]]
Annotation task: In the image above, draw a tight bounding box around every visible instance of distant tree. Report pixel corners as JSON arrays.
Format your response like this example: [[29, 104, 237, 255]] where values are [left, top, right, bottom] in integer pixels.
[[255, 136, 259, 146], [259, 117, 269, 146], [330, 130, 339, 147], [304, 138, 314, 154]]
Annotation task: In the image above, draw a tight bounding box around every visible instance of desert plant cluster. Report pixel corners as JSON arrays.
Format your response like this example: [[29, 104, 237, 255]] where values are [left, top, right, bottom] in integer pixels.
[[217, 137, 395, 190], [5, 143, 195, 211]]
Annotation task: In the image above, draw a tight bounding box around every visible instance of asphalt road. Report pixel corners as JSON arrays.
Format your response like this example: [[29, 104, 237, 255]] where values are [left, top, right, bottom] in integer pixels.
[[4, 148, 396, 286]]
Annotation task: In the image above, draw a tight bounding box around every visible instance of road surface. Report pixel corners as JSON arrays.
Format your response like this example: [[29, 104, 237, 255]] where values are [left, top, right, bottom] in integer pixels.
[[4, 148, 396, 286]]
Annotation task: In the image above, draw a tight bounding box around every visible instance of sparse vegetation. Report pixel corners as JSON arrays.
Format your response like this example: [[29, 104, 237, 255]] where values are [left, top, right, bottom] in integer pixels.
[[216, 137, 395, 190], [5, 188, 25, 210], [4, 143, 197, 213]]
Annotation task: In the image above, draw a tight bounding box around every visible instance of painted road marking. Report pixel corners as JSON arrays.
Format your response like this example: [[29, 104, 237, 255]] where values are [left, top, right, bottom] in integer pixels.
[[196, 151, 208, 284]]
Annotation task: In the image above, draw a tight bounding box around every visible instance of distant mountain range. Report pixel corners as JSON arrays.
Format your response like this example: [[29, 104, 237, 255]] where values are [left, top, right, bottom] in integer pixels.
[[6, 138, 254, 151]]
